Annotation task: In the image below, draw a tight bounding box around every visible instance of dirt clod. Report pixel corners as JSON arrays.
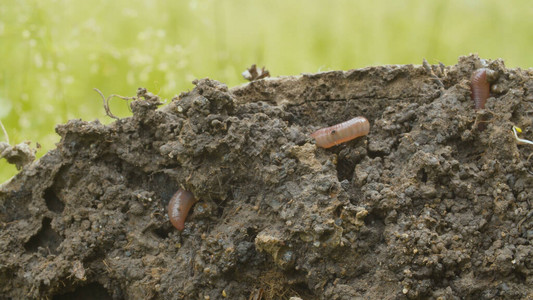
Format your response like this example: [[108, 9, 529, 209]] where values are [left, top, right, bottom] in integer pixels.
[[0, 141, 37, 170]]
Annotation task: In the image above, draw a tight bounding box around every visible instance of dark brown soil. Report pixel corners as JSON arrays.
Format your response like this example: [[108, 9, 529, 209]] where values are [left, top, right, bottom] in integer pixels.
[[1, 55, 533, 299]]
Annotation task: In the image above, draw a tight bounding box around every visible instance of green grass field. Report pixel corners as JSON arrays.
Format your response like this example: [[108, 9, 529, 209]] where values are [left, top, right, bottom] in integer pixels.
[[1, 0, 533, 183]]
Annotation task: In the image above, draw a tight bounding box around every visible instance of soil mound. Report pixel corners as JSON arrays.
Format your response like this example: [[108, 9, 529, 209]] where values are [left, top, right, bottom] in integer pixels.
[[1, 55, 532, 299]]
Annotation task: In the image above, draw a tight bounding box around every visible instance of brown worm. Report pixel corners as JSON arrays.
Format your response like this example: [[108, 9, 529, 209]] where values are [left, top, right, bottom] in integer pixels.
[[311, 116, 370, 148], [168, 189, 198, 231], [470, 68, 491, 110]]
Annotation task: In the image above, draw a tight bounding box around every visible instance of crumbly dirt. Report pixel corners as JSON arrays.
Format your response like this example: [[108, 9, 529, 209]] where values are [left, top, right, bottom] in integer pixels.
[[1, 55, 533, 299]]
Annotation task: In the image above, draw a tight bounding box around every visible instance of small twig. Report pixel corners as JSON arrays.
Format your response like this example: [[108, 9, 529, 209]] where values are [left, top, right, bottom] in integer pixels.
[[423, 58, 444, 89], [0, 119, 9, 144], [94, 88, 137, 120], [242, 64, 270, 82], [94, 88, 119, 120], [111, 94, 137, 113]]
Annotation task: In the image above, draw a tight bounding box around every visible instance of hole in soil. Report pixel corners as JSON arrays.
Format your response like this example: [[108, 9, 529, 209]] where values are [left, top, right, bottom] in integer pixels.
[[336, 147, 366, 182], [216, 204, 225, 218], [367, 149, 387, 159], [364, 212, 385, 227], [361, 212, 385, 247], [52, 282, 113, 300], [148, 172, 180, 207], [418, 168, 428, 183], [246, 226, 259, 242], [290, 281, 316, 299], [514, 271, 526, 283], [336, 156, 355, 182], [24, 217, 63, 254], [318, 231, 336, 244], [44, 188, 65, 213], [153, 226, 172, 239]]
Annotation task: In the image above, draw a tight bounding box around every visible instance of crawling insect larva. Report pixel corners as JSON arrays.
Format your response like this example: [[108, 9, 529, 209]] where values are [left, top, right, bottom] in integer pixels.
[[311, 116, 370, 148], [168, 189, 198, 231]]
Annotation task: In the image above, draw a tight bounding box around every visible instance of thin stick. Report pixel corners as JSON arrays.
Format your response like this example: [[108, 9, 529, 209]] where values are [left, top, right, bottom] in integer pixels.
[[94, 88, 137, 119], [109, 93, 136, 113], [0, 119, 9, 144], [94, 88, 119, 120], [423, 58, 444, 89]]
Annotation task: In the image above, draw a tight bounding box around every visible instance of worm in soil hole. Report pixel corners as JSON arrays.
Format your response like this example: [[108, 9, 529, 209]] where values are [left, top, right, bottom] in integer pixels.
[[311, 116, 370, 148], [168, 189, 198, 231]]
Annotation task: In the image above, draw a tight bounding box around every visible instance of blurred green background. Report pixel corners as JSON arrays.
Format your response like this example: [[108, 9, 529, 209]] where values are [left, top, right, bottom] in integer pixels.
[[1, 0, 533, 183]]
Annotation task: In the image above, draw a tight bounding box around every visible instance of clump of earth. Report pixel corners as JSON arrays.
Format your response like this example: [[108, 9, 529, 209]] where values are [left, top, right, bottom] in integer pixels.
[[1, 55, 532, 299]]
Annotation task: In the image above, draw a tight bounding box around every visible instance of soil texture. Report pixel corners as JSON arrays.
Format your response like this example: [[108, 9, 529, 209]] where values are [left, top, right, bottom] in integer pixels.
[[1, 55, 533, 299]]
